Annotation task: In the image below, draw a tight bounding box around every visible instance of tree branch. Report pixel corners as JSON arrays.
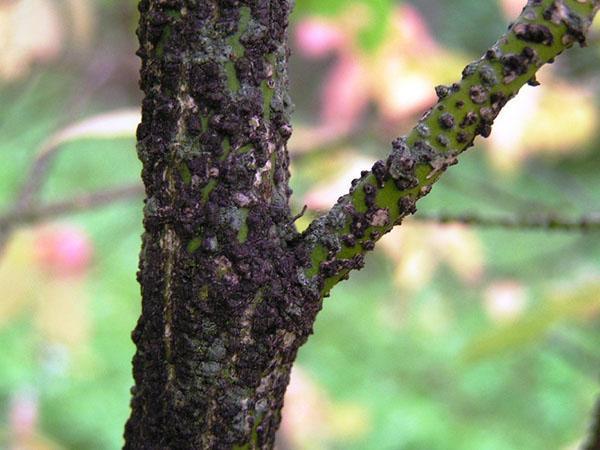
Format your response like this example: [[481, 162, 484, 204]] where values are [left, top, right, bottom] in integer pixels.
[[297, 0, 600, 297], [414, 211, 600, 231], [0, 137, 66, 254], [0, 184, 143, 229]]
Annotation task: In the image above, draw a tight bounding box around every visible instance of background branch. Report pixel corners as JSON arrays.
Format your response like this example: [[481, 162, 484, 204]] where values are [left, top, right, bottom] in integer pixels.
[[414, 211, 600, 231], [0, 184, 143, 229]]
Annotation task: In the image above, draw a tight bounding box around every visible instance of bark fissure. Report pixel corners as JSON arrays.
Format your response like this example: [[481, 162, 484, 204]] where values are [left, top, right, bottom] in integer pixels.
[[161, 226, 177, 388]]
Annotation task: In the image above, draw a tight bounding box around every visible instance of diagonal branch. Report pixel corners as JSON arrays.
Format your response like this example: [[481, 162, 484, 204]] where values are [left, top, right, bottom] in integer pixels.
[[297, 0, 600, 297]]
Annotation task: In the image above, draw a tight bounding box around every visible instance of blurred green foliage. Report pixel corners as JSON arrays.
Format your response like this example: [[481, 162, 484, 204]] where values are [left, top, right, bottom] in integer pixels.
[[293, 0, 394, 50], [0, 1, 599, 449]]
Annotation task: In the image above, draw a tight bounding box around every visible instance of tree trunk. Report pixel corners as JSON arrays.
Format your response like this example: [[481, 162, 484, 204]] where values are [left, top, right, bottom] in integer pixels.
[[124, 0, 600, 448], [124, 1, 319, 448]]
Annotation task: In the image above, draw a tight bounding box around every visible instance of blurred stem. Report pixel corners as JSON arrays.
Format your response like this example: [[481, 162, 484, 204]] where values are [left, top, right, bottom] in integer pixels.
[[299, 0, 600, 297], [0, 184, 143, 228], [414, 211, 600, 232]]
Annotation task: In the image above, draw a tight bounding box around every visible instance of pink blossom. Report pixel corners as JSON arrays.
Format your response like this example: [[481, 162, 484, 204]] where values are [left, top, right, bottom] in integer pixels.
[[35, 225, 94, 276], [9, 391, 38, 437], [393, 4, 437, 51], [295, 19, 345, 58]]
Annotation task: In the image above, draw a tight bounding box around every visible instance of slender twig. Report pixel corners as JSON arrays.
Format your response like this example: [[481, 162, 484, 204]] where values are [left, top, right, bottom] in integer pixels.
[[441, 172, 572, 214], [0, 184, 143, 229], [414, 211, 600, 231]]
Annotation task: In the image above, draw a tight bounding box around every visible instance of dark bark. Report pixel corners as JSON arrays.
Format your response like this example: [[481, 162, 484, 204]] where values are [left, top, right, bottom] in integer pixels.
[[124, 1, 321, 448]]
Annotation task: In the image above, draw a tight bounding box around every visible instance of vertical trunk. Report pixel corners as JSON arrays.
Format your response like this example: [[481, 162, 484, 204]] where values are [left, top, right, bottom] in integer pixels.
[[124, 1, 320, 448]]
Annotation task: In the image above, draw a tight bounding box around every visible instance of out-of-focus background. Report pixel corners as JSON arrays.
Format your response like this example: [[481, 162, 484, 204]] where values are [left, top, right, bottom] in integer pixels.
[[0, 0, 599, 448]]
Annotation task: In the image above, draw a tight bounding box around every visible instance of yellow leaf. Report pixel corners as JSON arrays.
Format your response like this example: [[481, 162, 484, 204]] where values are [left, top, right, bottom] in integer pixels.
[[488, 72, 597, 172], [462, 282, 600, 363], [0, 0, 63, 80], [64, 0, 95, 47], [0, 231, 40, 328], [34, 278, 90, 350]]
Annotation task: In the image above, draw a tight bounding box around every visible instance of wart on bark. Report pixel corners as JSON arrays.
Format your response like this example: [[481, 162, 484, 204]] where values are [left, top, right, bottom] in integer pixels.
[[125, 1, 320, 448]]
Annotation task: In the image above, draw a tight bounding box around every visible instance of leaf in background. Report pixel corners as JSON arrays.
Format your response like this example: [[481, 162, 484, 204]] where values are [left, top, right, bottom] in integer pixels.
[[498, 0, 524, 18], [64, 0, 95, 47], [0, 231, 40, 328], [416, 293, 455, 336], [279, 366, 371, 449], [329, 402, 372, 442], [0, 0, 63, 81], [279, 366, 334, 449], [3, 390, 63, 450], [303, 153, 376, 210], [462, 281, 600, 363], [369, 4, 468, 123], [320, 55, 370, 135], [0, 225, 93, 351], [293, 0, 394, 51], [33, 224, 94, 351], [295, 17, 347, 58], [291, 3, 469, 151], [379, 221, 485, 291], [432, 223, 485, 285], [34, 277, 91, 351], [0, 0, 96, 81], [41, 108, 140, 154], [487, 69, 597, 172]]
